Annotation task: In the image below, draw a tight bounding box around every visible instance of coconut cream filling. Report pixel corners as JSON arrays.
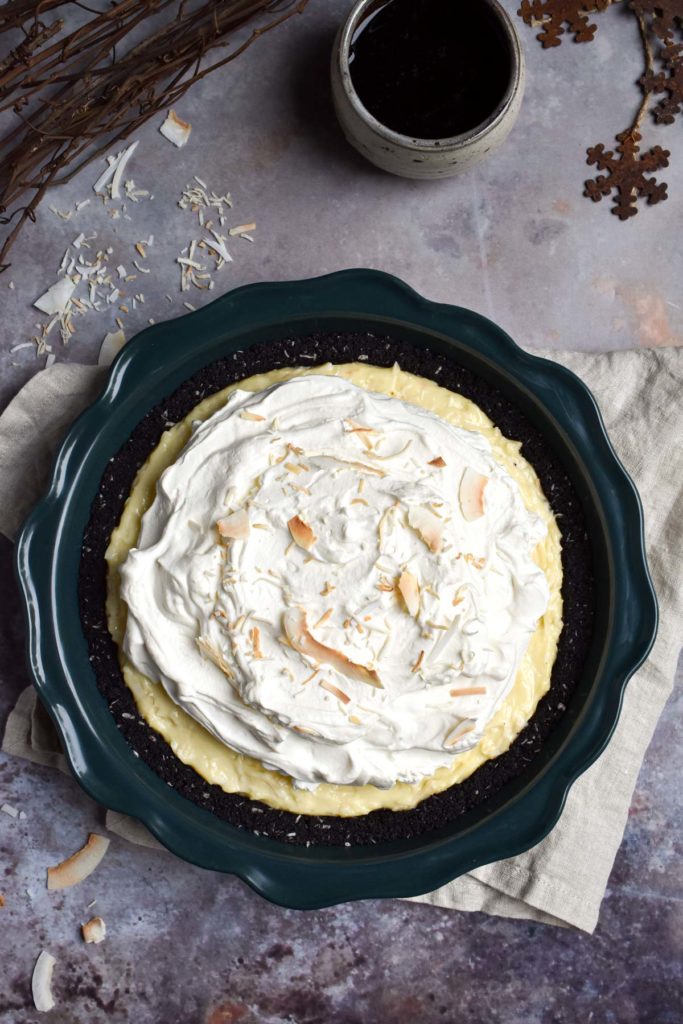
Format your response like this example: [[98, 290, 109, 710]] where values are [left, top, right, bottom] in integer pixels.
[[119, 374, 550, 790]]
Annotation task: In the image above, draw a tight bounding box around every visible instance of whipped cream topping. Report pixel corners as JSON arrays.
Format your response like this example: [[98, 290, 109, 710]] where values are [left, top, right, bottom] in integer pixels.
[[120, 375, 550, 790]]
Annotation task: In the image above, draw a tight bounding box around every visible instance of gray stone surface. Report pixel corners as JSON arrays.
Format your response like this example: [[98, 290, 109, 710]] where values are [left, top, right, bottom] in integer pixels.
[[0, 1, 681, 1020], [2, 0, 682, 416]]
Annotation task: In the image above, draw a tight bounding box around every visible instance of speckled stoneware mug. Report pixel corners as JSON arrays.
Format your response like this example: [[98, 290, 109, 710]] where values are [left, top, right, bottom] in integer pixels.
[[331, 0, 525, 179]]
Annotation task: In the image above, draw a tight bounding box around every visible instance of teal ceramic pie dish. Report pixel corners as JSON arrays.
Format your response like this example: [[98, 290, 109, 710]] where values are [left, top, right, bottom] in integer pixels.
[[16, 269, 657, 908]]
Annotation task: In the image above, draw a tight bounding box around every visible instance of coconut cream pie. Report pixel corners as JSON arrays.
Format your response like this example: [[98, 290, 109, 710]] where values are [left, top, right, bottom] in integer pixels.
[[81, 332, 593, 844]]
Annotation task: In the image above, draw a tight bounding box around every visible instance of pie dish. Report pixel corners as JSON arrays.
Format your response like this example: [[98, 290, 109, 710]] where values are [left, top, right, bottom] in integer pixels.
[[16, 270, 657, 907]]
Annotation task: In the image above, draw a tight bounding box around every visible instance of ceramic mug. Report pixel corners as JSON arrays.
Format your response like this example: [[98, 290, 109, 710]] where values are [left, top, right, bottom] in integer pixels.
[[331, 0, 525, 179]]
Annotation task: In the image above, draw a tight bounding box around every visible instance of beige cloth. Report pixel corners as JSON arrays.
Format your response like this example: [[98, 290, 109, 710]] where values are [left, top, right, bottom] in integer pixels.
[[2, 349, 681, 932]]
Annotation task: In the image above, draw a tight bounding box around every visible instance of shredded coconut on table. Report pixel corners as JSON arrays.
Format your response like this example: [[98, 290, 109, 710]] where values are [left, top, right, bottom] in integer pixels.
[[20, 137, 256, 368]]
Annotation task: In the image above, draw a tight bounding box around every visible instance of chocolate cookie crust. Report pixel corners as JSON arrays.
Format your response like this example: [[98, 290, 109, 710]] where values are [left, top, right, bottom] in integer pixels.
[[79, 331, 594, 847]]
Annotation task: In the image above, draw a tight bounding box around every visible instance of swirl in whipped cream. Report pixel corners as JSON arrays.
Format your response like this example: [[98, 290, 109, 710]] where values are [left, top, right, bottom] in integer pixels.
[[120, 375, 550, 789]]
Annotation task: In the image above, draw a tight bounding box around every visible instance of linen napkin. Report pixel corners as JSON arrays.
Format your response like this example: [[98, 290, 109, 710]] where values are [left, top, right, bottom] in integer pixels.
[[2, 348, 681, 933]]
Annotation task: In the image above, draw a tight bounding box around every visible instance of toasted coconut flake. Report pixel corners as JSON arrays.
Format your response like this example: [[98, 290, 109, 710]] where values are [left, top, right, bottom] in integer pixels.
[[376, 576, 396, 593], [240, 409, 265, 422], [301, 669, 319, 684], [459, 468, 488, 521], [459, 552, 486, 570], [97, 329, 125, 367], [285, 462, 306, 475], [287, 515, 316, 551], [229, 222, 256, 236], [351, 497, 369, 506], [32, 950, 56, 1012], [428, 456, 447, 467], [450, 686, 487, 697], [411, 649, 425, 673], [452, 593, 465, 606], [408, 506, 443, 553], [320, 582, 335, 596], [349, 714, 362, 725], [445, 724, 476, 747], [314, 608, 333, 629], [34, 277, 75, 316], [344, 418, 376, 433], [293, 724, 319, 736], [249, 626, 263, 659], [93, 140, 138, 197], [336, 457, 386, 477], [160, 109, 192, 148], [217, 508, 250, 541], [319, 680, 351, 704], [283, 609, 382, 689], [196, 636, 234, 678], [47, 834, 109, 890], [398, 571, 420, 617], [82, 916, 106, 944]]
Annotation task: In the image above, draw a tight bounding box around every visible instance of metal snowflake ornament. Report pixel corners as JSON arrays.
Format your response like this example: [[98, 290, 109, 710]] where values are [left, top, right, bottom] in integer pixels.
[[630, 0, 683, 43], [518, 0, 611, 46], [516, 0, 679, 217], [641, 42, 683, 122], [584, 130, 670, 219]]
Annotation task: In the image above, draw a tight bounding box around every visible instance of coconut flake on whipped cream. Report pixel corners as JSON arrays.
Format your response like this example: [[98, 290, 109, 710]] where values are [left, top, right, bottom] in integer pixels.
[[119, 374, 550, 790]]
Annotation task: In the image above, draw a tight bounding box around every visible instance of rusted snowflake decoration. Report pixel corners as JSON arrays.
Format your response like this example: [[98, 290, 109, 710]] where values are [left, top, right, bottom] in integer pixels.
[[630, 0, 683, 44], [641, 42, 683, 121], [518, 0, 611, 46], [519, 0, 680, 217], [584, 130, 670, 219]]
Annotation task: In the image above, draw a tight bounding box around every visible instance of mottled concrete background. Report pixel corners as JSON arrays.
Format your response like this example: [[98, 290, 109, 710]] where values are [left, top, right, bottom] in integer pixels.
[[1, 0, 681, 1020]]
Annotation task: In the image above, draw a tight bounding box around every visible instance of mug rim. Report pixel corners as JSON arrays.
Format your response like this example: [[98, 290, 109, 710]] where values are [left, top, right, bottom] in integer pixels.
[[335, 0, 524, 151]]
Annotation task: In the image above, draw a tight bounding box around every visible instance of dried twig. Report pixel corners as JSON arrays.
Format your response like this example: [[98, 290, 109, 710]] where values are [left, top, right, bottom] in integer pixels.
[[0, 0, 310, 269]]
